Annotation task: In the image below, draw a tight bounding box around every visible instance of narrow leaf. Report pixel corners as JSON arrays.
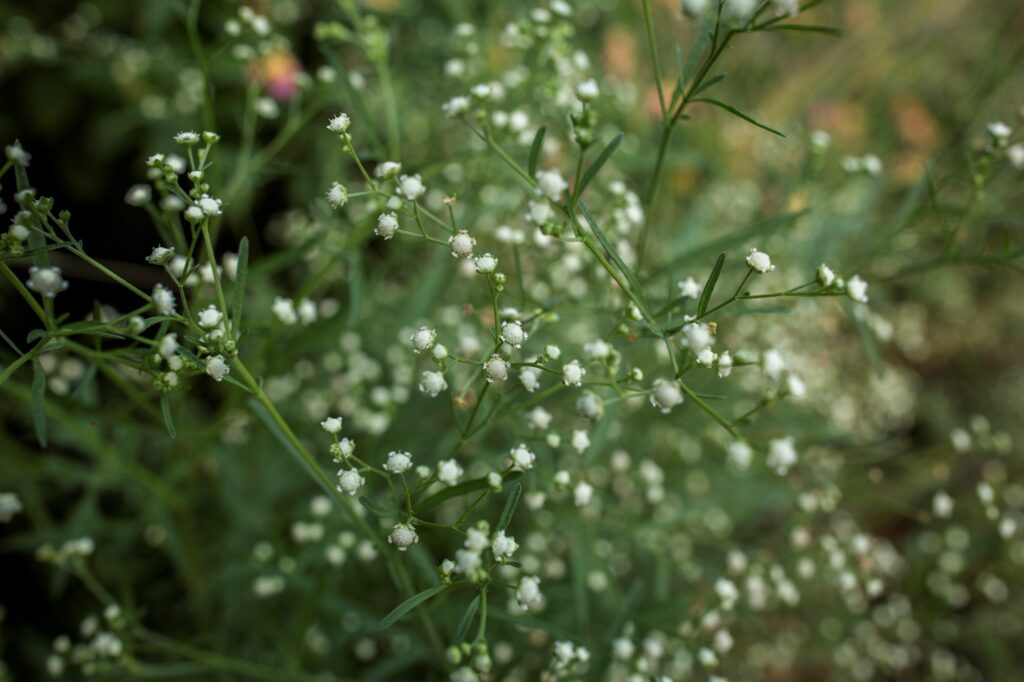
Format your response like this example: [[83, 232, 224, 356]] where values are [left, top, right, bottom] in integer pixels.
[[454, 595, 480, 642], [692, 73, 725, 97], [574, 133, 623, 202], [680, 8, 715, 89], [692, 98, 785, 137], [31, 359, 47, 447], [160, 395, 176, 440], [698, 253, 726, 317], [528, 126, 547, 177], [578, 202, 646, 309], [417, 471, 522, 514], [359, 496, 395, 519], [764, 24, 841, 36], [496, 483, 522, 532], [378, 584, 447, 631], [231, 236, 249, 334]]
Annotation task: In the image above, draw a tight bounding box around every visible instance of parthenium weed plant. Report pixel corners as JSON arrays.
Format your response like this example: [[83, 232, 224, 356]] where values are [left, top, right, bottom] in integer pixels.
[[1, 0, 1023, 680]]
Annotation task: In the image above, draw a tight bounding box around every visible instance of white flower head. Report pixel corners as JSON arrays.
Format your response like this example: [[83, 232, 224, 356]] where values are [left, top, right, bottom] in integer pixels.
[[650, 379, 684, 414], [375, 212, 399, 240], [174, 131, 200, 145], [767, 437, 798, 475], [197, 305, 223, 329], [437, 459, 464, 486], [327, 113, 351, 133], [500, 321, 528, 348], [509, 443, 536, 470], [491, 530, 519, 561], [410, 326, 437, 353], [678, 276, 701, 299], [26, 266, 68, 298], [535, 169, 568, 201], [336, 468, 365, 496], [327, 182, 348, 209], [845, 275, 869, 303], [448, 230, 476, 259], [484, 354, 510, 383], [515, 575, 542, 611], [396, 174, 426, 201], [474, 253, 498, 274], [443, 96, 471, 118], [205, 355, 230, 382], [745, 247, 775, 273], [321, 417, 343, 434], [389, 523, 419, 551], [576, 79, 599, 102], [384, 451, 413, 474], [562, 360, 585, 387], [419, 370, 448, 397], [987, 121, 1012, 143]]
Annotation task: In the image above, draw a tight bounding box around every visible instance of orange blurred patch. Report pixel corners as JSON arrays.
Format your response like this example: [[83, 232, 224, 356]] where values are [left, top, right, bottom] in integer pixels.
[[603, 25, 637, 80], [892, 96, 939, 151]]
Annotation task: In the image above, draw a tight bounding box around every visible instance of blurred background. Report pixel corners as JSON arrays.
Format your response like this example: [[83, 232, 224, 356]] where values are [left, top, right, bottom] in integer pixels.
[[1, 0, 1023, 679]]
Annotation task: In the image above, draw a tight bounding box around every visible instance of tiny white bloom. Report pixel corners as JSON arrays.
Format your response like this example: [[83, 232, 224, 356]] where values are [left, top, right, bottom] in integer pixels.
[[695, 346, 717, 367], [571, 429, 590, 453], [745, 247, 775, 273], [575, 79, 599, 102], [562, 360, 585, 387], [484, 354, 510, 383], [677, 276, 701, 299], [410, 326, 437, 353], [500, 321, 527, 348], [448, 229, 476, 259], [443, 96, 471, 118], [515, 575, 542, 611], [519, 366, 540, 392], [396, 173, 426, 201], [767, 437, 798, 475], [535, 169, 568, 201], [509, 443, 536, 470], [336, 468, 365, 496], [817, 263, 836, 287], [491, 530, 519, 560], [26, 266, 68, 298], [205, 355, 230, 382], [437, 459, 464, 486], [717, 351, 734, 378], [197, 305, 223, 329], [384, 451, 413, 474], [573, 481, 594, 506], [845, 275, 869, 303], [174, 131, 200, 145], [272, 297, 298, 325], [987, 121, 1012, 142], [327, 113, 351, 133], [474, 253, 498, 274], [152, 283, 176, 315], [388, 523, 419, 551], [326, 182, 348, 209], [419, 370, 448, 397], [321, 417, 343, 434], [197, 194, 222, 216], [650, 379, 684, 414], [375, 212, 399, 240]]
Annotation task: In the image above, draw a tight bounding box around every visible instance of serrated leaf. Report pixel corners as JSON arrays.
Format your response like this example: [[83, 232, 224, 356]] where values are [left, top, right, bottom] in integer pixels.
[[455, 595, 480, 642], [692, 98, 785, 137], [528, 126, 547, 177], [574, 133, 623, 203], [496, 483, 522, 532], [698, 253, 725, 317], [160, 395, 176, 440], [378, 584, 447, 631], [31, 359, 47, 447]]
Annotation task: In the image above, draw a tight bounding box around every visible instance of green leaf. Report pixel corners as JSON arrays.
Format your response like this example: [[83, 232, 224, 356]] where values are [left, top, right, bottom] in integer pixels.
[[231, 236, 249, 334], [358, 496, 395, 519], [248, 398, 333, 496], [698, 253, 726, 317], [496, 483, 522, 532], [574, 133, 623, 202], [764, 23, 841, 36], [31, 358, 47, 447], [378, 584, 447, 631], [454, 595, 480, 643], [417, 471, 522, 514], [578, 202, 647, 310], [692, 73, 725, 97], [692, 98, 785, 137], [528, 126, 547, 177], [160, 395, 176, 440], [680, 8, 715, 89]]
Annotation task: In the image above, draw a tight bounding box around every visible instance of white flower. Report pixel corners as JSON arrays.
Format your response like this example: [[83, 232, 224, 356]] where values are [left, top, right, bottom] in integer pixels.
[[987, 121, 1012, 142], [682, 0, 709, 17], [205, 355, 230, 382], [526, 200, 553, 225], [484, 354, 510, 383], [197, 305, 223, 329], [455, 549, 481, 575], [327, 113, 351, 133], [396, 174, 426, 201], [474, 253, 498, 274], [650, 379, 684, 413], [419, 370, 448, 397], [573, 481, 594, 506], [535, 169, 568, 201], [327, 182, 348, 209], [410, 326, 437, 353], [678, 276, 701, 299], [745, 247, 775, 273], [184, 205, 204, 222], [272, 297, 297, 325], [4, 141, 31, 166], [443, 96, 471, 118], [388, 523, 419, 551], [772, 0, 799, 17], [500, 321, 527, 348], [432, 344, 449, 361], [727, 441, 752, 469], [336, 468, 365, 496], [158, 334, 179, 359], [26, 266, 68, 298], [125, 184, 152, 206], [515, 575, 542, 611], [680, 321, 714, 349], [375, 212, 399, 239], [695, 346, 717, 367], [491, 530, 519, 560], [448, 230, 476, 258], [1007, 144, 1024, 169], [762, 349, 785, 381], [717, 351, 734, 378], [437, 459, 464, 486], [575, 79, 599, 102], [0, 492, 24, 523], [153, 283, 176, 315], [519, 366, 540, 392], [196, 194, 221, 217], [174, 131, 200, 145], [545, 344, 562, 360], [321, 417, 343, 434], [470, 83, 492, 99], [562, 360, 585, 386], [786, 374, 807, 398], [298, 298, 316, 325], [715, 578, 739, 608], [528, 406, 552, 430], [509, 444, 536, 470], [384, 451, 413, 474], [147, 245, 175, 265], [845, 275, 869, 303], [767, 437, 798, 475], [817, 263, 836, 287], [862, 154, 883, 176], [571, 429, 590, 453], [933, 491, 954, 519], [375, 161, 402, 179]]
